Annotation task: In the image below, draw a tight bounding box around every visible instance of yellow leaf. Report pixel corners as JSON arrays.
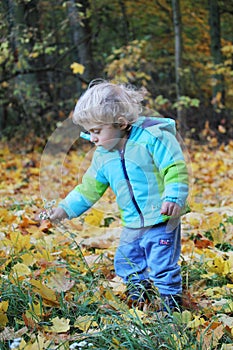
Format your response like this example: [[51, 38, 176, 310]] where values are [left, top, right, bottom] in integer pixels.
[[203, 286, 226, 298], [0, 208, 16, 223], [20, 334, 53, 349], [46, 316, 70, 333], [102, 289, 128, 312], [112, 337, 120, 346], [17, 338, 26, 349], [29, 167, 39, 175], [21, 253, 37, 266], [184, 212, 204, 227], [10, 231, 32, 252], [188, 315, 205, 329], [26, 301, 42, 318], [211, 228, 224, 244], [0, 301, 9, 327], [128, 307, 145, 320], [104, 288, 117, 302], [12, 263, 31, 277], [30, 279, 59, 306], [0, 301, 9, 312], [208, 212, 224, 229], [0, 312, 8, 327], [74, 315, 98, 332], [190, 202, 204, 212], [181, 310, 193, 324], [207, 256, 231, 276], [70, 62, 85, 75], [26, 226, 44, 237], [84, 208, 104, 227], [173, 310, 193, 324]]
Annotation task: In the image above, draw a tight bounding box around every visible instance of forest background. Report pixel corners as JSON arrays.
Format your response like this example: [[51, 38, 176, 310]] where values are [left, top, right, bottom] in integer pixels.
[[0, 1, 233, 349], [0, 0, 233, 144]]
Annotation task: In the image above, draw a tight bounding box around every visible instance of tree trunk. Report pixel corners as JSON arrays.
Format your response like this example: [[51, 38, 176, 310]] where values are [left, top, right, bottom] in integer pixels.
[[209, 0, 225, 111], [171, 0, 185, 134], [119, 0, 130, 45], [3, 0, 39, 127], [67, 0, 96, 85]]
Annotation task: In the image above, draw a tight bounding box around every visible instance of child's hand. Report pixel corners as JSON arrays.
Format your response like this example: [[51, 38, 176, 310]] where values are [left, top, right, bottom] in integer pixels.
[[160, 201, 181, 217], [49, 207, 68, 222]]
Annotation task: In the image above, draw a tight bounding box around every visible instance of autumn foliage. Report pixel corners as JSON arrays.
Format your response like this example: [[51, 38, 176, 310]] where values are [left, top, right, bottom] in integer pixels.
[[1, 0, 233, 143], [0, 138, 233, 349]]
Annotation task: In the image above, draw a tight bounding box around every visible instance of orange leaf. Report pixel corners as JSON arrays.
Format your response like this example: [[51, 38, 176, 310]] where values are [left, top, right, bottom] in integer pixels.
[[39, 220, 52, 232], [22, 314, 37, 329], [194, 234, 214, 249], [19, 216, 38, 229]]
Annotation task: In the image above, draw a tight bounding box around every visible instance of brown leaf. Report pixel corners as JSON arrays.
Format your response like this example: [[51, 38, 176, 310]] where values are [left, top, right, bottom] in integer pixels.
[[193, 234, 214, 249]]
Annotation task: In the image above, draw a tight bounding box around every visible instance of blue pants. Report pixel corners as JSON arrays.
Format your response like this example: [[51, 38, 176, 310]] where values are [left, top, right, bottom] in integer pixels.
[[114, 221, 182, 295]]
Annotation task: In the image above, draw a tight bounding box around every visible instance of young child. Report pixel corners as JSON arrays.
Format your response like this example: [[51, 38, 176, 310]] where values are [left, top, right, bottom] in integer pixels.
[[49, 80, 189, 311]]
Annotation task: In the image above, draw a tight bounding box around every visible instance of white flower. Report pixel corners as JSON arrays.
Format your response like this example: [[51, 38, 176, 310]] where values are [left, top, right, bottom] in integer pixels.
[[69, 340, 93, 349], [9, 338, 21, 349]]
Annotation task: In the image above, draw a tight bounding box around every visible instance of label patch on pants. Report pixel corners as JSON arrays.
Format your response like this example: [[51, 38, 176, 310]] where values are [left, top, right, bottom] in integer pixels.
[[159, 239, 172, 246]]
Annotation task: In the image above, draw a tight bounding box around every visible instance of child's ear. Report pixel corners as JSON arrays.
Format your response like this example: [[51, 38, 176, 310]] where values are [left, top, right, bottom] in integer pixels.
[[118, 116, 128, 130]]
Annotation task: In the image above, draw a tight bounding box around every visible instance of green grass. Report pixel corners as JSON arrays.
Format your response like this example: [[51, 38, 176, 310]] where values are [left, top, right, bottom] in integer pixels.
[[0, 234, 233, 350]]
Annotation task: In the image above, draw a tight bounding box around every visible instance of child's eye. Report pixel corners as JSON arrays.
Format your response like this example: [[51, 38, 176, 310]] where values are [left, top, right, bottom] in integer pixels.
[[92, 129, 101, 134]]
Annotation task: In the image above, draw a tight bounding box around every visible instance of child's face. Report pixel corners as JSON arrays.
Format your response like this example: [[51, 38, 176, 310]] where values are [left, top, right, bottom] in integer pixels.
[[87, 124, 126, 150]]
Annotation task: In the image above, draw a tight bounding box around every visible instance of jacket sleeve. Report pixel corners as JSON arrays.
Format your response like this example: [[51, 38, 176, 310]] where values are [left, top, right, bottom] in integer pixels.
[[58, 155, 109, 219], [152, 130, 189, 208]]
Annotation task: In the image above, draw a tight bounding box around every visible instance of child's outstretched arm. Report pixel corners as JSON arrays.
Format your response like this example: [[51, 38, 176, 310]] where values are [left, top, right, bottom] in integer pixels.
[[52, 153, 109, 220]]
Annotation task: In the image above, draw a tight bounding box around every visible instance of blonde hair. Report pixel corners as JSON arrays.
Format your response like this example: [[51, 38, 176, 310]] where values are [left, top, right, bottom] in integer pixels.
[[72, 80, 146, 129]]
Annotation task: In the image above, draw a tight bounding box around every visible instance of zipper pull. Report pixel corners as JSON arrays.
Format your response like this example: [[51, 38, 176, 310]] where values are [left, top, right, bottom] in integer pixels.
[[119, 149, 124, 158]]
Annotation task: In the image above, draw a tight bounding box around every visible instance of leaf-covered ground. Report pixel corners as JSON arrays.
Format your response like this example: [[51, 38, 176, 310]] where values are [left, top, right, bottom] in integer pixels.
[[0, 139, 233, 349]]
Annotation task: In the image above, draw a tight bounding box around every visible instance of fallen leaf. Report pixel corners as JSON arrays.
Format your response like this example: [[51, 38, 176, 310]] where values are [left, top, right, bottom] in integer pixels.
[[46, 269, 75, 292], [30, 279, 59, 306], [12, 262, 31, 278], [45, 316, 70, 333], [39, 220, 52, 232], [74, 315, 98, 332]]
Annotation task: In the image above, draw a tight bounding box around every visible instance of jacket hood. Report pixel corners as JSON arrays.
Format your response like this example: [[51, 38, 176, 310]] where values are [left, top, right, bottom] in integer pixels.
[[135, 116, 177, 136]]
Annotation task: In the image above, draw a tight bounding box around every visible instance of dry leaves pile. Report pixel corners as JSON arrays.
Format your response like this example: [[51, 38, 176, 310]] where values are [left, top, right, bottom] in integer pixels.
[[0, 139, 233, 349]]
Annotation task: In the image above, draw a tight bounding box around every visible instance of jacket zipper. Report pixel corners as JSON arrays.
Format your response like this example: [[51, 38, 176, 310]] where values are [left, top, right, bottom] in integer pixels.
[[119, 148, 145, 227]]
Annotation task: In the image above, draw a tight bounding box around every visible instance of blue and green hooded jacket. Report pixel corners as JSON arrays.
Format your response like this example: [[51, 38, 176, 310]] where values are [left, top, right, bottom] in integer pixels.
[[59, 117, 189, 228]]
